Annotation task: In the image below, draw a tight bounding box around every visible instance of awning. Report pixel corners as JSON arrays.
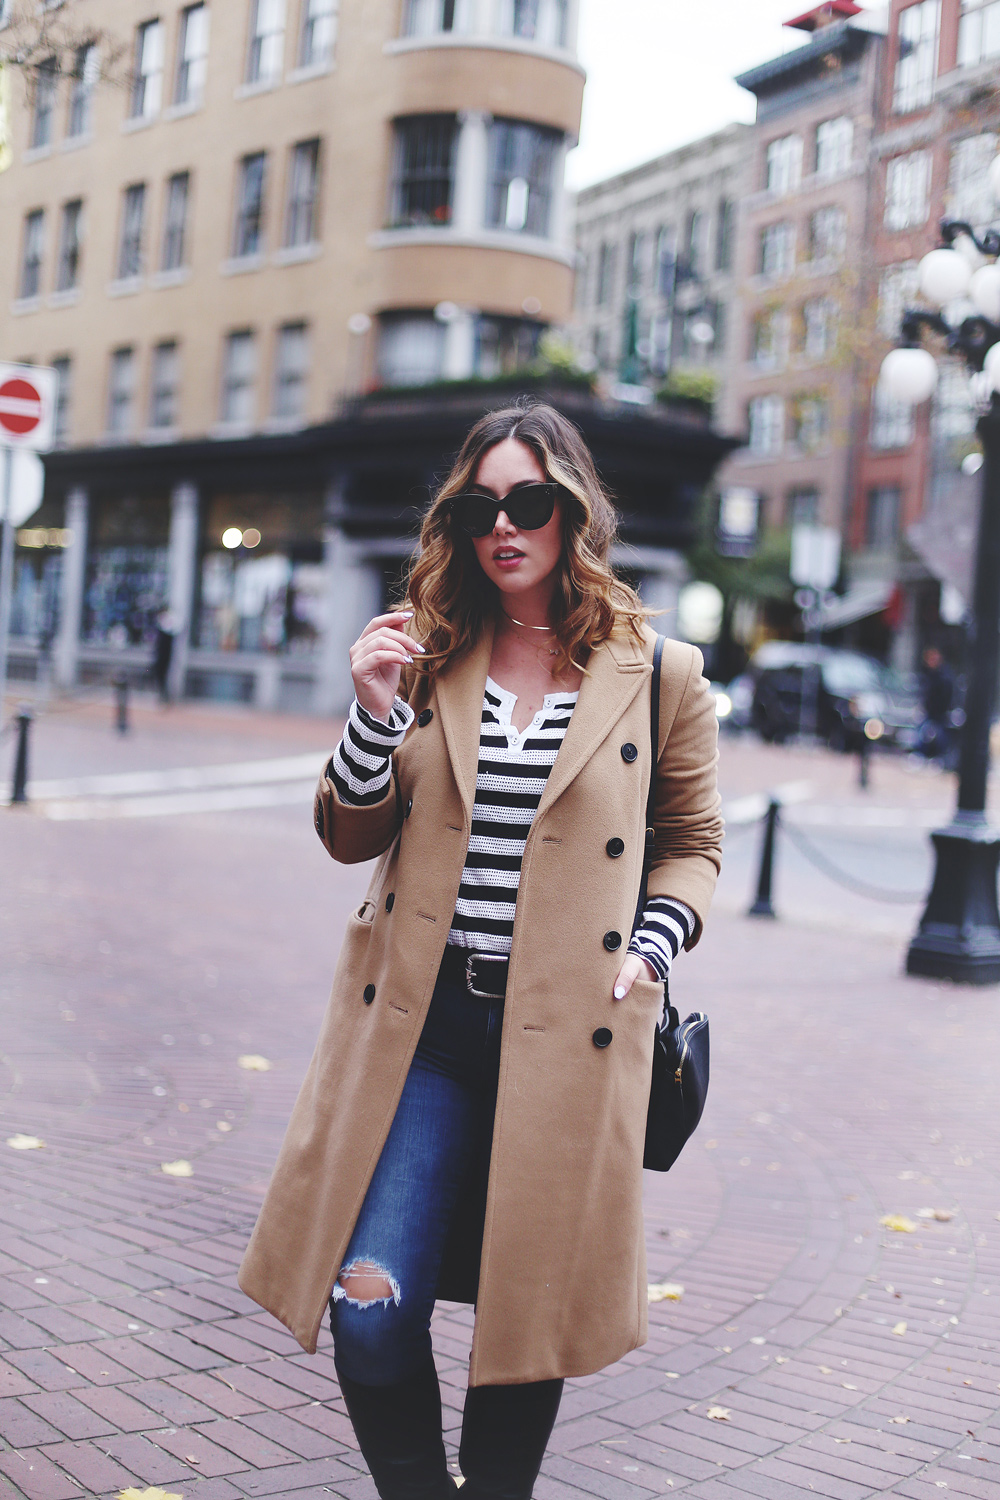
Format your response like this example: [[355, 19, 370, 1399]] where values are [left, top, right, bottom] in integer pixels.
[[818, 581, 894, 631]]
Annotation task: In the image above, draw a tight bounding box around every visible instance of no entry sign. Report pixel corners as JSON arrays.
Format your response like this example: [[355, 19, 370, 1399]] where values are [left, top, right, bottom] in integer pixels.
[[0, 363, 56, 452]]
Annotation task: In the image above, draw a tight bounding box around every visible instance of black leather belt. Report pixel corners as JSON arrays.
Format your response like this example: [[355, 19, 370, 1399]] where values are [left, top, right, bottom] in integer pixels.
[[439, 945, 509, 998]]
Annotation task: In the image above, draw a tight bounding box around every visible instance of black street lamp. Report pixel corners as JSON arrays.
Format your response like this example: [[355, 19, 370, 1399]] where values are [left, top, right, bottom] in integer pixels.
[[879, 203, 1000, 983]]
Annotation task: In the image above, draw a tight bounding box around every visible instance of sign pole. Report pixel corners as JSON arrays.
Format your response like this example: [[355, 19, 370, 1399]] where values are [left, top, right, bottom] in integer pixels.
[[0, 445, 15, 718]]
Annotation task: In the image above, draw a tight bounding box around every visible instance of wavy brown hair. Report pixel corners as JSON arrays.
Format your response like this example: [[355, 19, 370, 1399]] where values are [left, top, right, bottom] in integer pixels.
[[405, 402, 646, 678]]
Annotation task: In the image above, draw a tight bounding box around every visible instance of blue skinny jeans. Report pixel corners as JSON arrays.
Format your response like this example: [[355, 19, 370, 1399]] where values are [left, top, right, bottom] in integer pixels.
[[329, 965, 503, 1386]]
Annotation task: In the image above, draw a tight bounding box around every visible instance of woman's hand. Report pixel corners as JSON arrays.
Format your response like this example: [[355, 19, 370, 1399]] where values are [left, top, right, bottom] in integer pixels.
[[613, 953, 658, 1000], [350, 611, 424, 723]]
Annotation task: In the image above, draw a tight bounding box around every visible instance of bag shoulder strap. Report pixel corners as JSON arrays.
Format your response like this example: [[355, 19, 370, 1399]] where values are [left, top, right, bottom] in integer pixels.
[[632, 634, 664, 940]]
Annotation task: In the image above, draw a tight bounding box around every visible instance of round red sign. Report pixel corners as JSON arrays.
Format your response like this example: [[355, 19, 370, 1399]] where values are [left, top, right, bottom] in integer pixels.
[[0, 377, 43, 436]]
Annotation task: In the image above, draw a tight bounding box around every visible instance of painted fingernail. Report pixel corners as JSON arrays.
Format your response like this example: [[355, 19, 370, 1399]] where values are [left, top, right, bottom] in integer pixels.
[[413, 644, 426, 652], [614, 986, 626, 999], [400, 610, 414, 618], [404, 653, 414, 663]]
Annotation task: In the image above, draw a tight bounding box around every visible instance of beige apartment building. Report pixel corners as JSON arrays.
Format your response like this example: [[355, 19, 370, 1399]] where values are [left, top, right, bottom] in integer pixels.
[[0, 0, 586, 708]]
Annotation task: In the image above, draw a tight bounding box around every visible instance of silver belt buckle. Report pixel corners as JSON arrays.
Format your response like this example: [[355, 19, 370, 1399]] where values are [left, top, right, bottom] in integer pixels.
[[465, 951, 505, 998]]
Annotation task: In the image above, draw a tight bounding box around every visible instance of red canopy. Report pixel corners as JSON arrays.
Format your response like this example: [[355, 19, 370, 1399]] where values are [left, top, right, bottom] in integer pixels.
[[784, 1, 863, 31]]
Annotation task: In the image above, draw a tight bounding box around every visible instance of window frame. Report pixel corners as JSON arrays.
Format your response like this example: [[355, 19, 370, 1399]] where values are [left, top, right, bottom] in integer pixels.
[[893, 0, 941, 113], [390, 114, 457, 228], [55, 199, 83, 293], [486, 116, 560, 238], [220, 329, 258, 424], [748, 393, 785, 456], [117, 183, 147, 280], [31, 56, 58, 149], [765, 134, 803, 195], [175, 3, 209, 106], [106, 346, 137, 437], [67, 43, 98, 137], [247, 0, 286, 84], [233, 152, 267, 258], [760, 220, 796, 278], [298, 0, 337, 68], [272, 321, 309, 419], [161, 172, 191, 272], [958, 0, 1000, 67], [815, 116, 853, 179], [149, 340, 180, 429], [19, 209, 46, 300], [884, 150, 932, 231], [131, 19, 164, 120], [284, 138, 320, 247]]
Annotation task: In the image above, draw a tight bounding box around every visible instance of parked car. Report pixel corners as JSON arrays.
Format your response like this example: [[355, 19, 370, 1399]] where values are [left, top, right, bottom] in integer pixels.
[[740, 643, 921, 750]]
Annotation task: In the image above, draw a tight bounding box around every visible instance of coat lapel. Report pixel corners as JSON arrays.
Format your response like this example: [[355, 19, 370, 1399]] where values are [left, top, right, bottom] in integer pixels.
[[534, 631, 650, 821], [433, 620, 494, 826]]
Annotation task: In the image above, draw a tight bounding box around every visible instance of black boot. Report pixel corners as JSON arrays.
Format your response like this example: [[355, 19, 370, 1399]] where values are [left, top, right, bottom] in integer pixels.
[[459, 1379, 563, 1500], [337, 1358, 458, 1500]]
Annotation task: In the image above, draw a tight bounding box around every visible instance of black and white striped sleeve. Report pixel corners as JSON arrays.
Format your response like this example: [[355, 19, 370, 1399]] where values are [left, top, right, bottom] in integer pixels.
[[330, 697, 415, 806], [628, 897, 697, 982]]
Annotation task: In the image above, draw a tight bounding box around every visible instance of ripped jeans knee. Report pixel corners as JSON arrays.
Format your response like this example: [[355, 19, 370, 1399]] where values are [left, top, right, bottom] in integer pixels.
[[329, 1254, 432, 1387]]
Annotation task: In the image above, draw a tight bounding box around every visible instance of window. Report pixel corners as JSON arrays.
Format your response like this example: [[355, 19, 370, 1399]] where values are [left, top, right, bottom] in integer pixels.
[[788, 488, 819, 526], [760, 221, 795, 278], [866, 486, 902, 547], [402, 0, 465, 34], [149, 341, 179, 429], [596, 242, 615, 305], [272, 322, 308, 418], [175, 4, 209, 106], [877, 260, 920, 337], [894, 0, 940, 112], [220, 330, 257, 424], [748, 394, 784, 456], [715, 197, 734, 272], [948, 132, 1000, 227], [803, 297, 836, 359], [131, 20, 164, 118], [107, 347, 136, 436], [870, 386, 915, 448], [117, 184, 147, 279], [884, 151, 931, 229], [809, 205, 846, 261], [656, 226, 676, 297], [751, 308, 790, 371], [390, 115, 456, 227], [958, 0, 1000, 67], [765, 134, 802, 195], [19, 211, 45, 299], [67, 44, 98, 137], [55, 200, 83, 292], [487, 118, 559, 236], [31, 56, 57, 149], [299, 0, 337, 66], [378, 313, 445, 386], [52, 357, 71, 446], [792, 394, 828, 451], [233, 152, 267, 257], [627, 231, 645, 290], [815, 117, 853, 178], [476, 315, 541, 377], [247, 0, 285, 83], [285, 139, 320, 246], [685, 209, 707, 275], [495, 0, 568, 47], [161, 172, 190, 270]]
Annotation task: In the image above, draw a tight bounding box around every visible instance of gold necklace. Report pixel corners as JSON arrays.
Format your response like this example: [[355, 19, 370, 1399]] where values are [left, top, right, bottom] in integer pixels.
[[503, 613, 555, 631]]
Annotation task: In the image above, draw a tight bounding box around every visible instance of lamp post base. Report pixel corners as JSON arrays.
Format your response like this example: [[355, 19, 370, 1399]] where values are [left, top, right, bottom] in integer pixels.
[[906, 821, 1000, 984]]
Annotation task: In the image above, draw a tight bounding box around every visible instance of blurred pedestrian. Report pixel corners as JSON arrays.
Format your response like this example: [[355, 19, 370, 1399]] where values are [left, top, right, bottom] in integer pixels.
[[240, 403, 723, 1500], [152, 609, 176, 703], [918, 645, 958, 763]]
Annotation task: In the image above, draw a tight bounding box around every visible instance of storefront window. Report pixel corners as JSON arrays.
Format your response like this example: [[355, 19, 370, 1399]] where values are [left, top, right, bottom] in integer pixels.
[[82, 494, 170, 645], [12, 497, 68, 644], [195, 491, 325, 654]]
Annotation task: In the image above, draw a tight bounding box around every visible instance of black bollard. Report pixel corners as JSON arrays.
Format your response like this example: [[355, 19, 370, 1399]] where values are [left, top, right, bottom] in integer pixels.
[[748, 798, 779, 918], [114, 674, 129, 735], [858, 734, 870, 791], [10, 707, 32, 804]]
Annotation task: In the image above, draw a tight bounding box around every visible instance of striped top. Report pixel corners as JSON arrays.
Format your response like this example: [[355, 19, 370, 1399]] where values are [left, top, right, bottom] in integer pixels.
[[330, 681, 695, 981]]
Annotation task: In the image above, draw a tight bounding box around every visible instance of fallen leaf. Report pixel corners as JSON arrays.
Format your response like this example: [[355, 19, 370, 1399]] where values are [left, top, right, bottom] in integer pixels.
[[750, 1337, 766, 1345], [117, 1489, 185, 1500], [216, 1121, 232, 1132], [819, 1366, 833, 1375], [647, 1281, 684, 1303], [834, 1438, 851, 1444], [880, 1215, 917, 1233], [7, 1134, 44, 1150], [775, 1356, 789, 1364], [184, 1456, 201, 1464], [161, 1160, 193, 1177], [664, 1372, 680, 1379], [917, 1207, 954, 1222], [238, 1054, 272, 1072], [706, 1406, 730, 1421], [842, 1383, 858, 1390], [892, 1321, 908, 1336], [889, 1416, 909, 1425]]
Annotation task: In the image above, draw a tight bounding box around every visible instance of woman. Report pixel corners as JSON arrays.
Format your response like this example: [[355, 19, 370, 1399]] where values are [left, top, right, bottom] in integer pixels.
[[239, 402, 723, 1500]]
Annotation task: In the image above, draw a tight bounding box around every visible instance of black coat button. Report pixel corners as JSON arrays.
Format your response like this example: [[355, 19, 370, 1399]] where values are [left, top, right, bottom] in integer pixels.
[[363, 984, 376, 1004], [593, 1028, 613, 1049], [621, 742, 638, 763], [417, 709, 433, 727], [404, 799, 412, 818], [606, 837, 624, 858], [603, 930, 622, 951], [385, 893, 394, 912]]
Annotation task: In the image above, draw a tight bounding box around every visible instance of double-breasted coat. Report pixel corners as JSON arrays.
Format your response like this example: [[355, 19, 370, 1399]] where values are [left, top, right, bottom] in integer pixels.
[[238, 621, 723, 1386]]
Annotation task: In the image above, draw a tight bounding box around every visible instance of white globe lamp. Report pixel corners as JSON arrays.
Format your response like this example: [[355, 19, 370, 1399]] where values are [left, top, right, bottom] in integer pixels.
[[878, 346, 939, 405], [970, 264, 1000, 323], [988, 151, 1000, 206], [984, 341, 1000, 392], [917, 248, 972, 307]]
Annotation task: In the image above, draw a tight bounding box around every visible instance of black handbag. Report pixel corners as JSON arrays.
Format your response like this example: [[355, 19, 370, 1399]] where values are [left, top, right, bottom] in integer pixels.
[[638, 634, 711, 1172]]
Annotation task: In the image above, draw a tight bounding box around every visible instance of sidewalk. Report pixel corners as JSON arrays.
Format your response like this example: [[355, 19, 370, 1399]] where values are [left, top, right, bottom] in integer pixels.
[[2, 700, 999, 1499]]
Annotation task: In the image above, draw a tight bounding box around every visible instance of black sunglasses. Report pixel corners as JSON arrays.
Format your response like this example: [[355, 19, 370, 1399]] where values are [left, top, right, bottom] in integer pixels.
[[449, 483, 562, 538]]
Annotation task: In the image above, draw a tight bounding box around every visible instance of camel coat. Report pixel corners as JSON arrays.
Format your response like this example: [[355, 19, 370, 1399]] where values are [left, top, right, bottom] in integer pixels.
[[238, 622, 723, 1385]]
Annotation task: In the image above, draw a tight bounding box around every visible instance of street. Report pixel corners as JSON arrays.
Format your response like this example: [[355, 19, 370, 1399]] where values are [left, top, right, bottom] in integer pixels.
[[2, 696, 999, 1500]]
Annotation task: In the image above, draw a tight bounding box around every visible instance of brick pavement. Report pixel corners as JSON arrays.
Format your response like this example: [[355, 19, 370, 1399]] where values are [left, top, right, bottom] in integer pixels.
[[2, 705, 999, 1498]]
